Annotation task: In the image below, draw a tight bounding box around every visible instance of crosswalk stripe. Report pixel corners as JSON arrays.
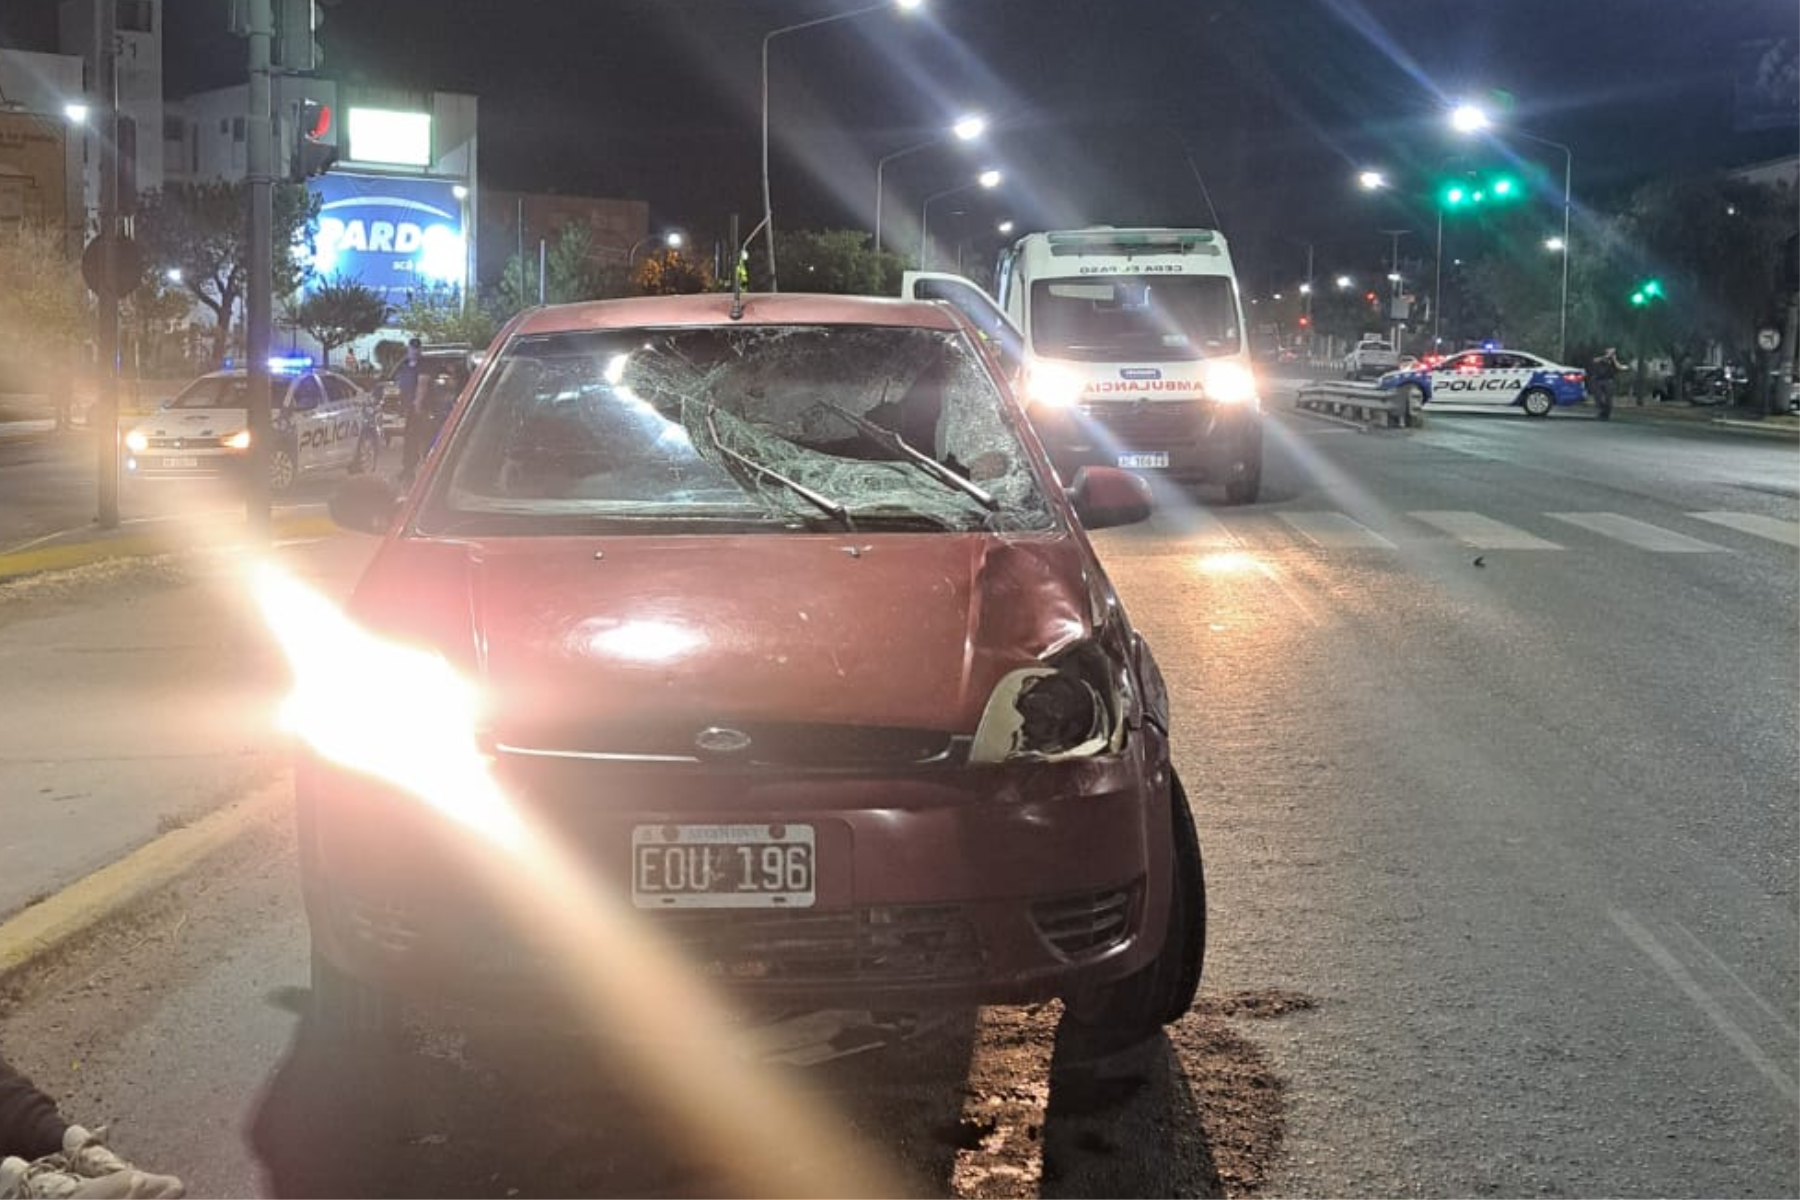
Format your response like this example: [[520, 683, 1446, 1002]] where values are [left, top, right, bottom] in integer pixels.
[[1687, 512, 1800, 549], [1546, 512, 1727, 553], [1276, 511, 1396, 548], [1410, 511, 1564, 550]]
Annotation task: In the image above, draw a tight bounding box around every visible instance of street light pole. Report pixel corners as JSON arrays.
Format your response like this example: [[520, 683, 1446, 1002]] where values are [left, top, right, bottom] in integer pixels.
[[760, 0, 906, 292], [919, 171, 1000, 269], [1381, 229, 1410, 355], [875, 114, 985, 256], [1434, 208, 1443, 348]]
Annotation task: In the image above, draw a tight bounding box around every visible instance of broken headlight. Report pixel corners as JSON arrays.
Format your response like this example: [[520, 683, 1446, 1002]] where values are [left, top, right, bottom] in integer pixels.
[[969, 643, 1132, 764]]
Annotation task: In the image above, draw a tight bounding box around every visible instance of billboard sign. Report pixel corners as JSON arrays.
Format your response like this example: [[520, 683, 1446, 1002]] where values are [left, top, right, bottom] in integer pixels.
[[0, 112, 69, 230], [345, 107, 432, 167], [306, 172, 466, 307]]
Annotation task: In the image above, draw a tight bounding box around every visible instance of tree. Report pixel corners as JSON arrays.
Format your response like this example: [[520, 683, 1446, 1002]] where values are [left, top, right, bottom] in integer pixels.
[[744, 229, 903, 295], [394, 281, 498, 348], [293, 276, 389, 366], [631, 248, 716, 295], [492, 222, 605, 318], [135, 181, 320, 364]]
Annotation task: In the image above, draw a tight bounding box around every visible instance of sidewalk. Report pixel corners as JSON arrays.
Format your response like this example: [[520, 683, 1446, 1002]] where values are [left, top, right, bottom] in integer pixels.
[[1607, 397, 1800, 438]]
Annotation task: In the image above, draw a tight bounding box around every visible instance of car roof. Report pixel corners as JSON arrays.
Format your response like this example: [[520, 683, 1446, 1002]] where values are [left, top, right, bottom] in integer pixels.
[[508, 292, 963, 337]]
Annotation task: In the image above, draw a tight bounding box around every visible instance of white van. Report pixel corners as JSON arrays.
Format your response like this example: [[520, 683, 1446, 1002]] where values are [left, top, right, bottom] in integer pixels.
[[905, 226, 1262, 503]]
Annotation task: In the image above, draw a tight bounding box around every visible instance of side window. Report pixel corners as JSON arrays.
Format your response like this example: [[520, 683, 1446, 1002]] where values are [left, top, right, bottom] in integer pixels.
[[903, 273, 1024, 377], [1494, 353, 1532, 370], [321, 374, 357, 403], [288, 376, 325, 411]]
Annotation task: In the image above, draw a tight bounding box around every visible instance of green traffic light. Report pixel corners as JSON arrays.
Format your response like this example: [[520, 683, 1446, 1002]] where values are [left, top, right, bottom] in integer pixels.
[[1643, 279, 1663, 297], [1630, 291, 1647, 306], [1492, 176, 1516, 198], [1444, 186, 1467, 206]]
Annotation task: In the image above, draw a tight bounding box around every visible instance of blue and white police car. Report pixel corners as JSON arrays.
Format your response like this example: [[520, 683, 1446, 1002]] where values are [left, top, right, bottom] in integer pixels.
[[1406, 347, 1588, 417], [124, 357, 379, 495]]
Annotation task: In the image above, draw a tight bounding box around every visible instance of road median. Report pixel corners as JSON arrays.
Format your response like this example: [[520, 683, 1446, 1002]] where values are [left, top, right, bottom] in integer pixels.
[[0, 513, 339, 582], [0, 779, 288, 989]]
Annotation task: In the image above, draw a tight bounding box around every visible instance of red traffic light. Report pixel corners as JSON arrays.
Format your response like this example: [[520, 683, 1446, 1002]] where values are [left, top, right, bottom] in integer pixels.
[[303, 101, 332, 142], [1297, 315, 1311, 327]]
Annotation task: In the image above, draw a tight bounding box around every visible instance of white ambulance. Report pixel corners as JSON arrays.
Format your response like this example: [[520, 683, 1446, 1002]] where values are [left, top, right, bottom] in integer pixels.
[[905, 226, 1262, 503]]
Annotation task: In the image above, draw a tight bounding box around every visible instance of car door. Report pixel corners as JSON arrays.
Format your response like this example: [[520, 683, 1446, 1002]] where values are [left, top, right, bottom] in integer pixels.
[[901, 271, 1026, 379], [285, 374, 333, 471], [319, 372, 367, 465], [1430, 351, 1490, 401]]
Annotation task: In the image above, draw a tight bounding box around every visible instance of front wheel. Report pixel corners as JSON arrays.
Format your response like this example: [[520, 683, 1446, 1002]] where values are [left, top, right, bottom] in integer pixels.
[[1065, 770, 1206, 1046], [309, 946, 403, 1048], [1224, 463, 1261, 505], [348, 429, 379, 475], [269, 444, 299, 494], [1521, 388, 1555, 418]]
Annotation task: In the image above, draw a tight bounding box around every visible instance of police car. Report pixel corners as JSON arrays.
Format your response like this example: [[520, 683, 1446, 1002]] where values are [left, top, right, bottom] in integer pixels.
[[1401, 347, 1587, 417], [124, 358, 379, 494]]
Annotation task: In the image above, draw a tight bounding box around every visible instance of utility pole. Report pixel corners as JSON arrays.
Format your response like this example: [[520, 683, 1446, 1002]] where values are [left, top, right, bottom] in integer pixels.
[[1381, 229, 1410, 356], [242, 0, 275, 541], [94, 0, 120, 529]]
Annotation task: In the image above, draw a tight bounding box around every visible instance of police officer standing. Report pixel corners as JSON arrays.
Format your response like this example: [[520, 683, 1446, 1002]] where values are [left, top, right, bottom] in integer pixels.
[[1589, 346, 1627, 421], [395, 338, 428, 485]]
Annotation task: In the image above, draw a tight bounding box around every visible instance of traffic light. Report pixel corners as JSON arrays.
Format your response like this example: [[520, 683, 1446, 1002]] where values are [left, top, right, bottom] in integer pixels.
[[290, 99, 338, 182], [1297, 315, 1311, 328], [274, 0, 322, 72], [1441, 172, 1522, 209], [1629, 278, 1664, 307]]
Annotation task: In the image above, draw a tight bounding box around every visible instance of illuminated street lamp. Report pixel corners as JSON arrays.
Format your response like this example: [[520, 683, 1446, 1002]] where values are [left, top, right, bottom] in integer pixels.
[[874, 111, 987, 254], [997, 220, 1015, 235], [1452, 98, 1574, 359], [63, 102, 88, 124], [919, 170, 1002, 269], [1335, 275, 1353, 289], [1357, 169, 1387, 190], [762, 0, 925, 289], [628, 230, 685, 264], [1545, 236, 1566, 252]]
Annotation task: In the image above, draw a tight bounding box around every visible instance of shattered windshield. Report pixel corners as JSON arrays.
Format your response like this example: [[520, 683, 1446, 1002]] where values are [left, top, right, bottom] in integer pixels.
[[1030, 275, 1242, 361], [424, 324, 1056, 534]]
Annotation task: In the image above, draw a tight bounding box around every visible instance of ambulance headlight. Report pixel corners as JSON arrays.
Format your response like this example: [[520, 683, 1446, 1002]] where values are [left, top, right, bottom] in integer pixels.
[[1202, 361, 1257, 406], [223, 429, 252, 451], [124, 430, 148, 453], [1022, 362, 1085, 409]]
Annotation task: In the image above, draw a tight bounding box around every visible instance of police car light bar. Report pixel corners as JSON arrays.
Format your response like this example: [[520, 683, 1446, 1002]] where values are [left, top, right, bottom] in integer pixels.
[[269, 355, 314, 375]]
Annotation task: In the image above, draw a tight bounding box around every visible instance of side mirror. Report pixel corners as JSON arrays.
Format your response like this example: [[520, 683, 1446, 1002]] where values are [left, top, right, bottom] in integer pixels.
[[329, 474, 401, 536], [1067, 466, 1153, 530]]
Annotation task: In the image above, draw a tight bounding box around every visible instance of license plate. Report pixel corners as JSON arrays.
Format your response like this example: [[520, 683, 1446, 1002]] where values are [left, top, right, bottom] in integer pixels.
[[1117, 452, 1170, 469], [156, 456, 199, 470], [632, 824, 816, 909]]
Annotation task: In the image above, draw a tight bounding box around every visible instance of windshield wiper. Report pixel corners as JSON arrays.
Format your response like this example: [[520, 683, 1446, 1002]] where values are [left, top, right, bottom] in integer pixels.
[[810, 399, 1000, 512], [701, 408, 853, 530]]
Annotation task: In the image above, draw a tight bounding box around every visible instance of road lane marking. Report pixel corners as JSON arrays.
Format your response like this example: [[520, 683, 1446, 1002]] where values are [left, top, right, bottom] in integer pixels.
[[1410, 511, 1565, 550], [1546, 512, 1727, 553], [1177, 506, 1242, 548], [1670, 918, 1799, 1041], [1610, 907, 1798, 1104], [1276, 511, 1396, 549], [1687, 511, 1800, 548]]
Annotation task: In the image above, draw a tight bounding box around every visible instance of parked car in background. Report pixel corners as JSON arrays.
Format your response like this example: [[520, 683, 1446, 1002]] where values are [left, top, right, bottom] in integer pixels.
[[304, 292, 1205, 1055], [1344, 338, 1400, 380], [1420, 348, 1586, 417], [124, 359, 378, 494], [375, 343, 475, 443]]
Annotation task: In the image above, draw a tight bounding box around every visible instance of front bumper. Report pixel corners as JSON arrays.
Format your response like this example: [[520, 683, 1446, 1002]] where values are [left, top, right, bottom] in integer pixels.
[[1030, 399, 1262, 482], [124, 447, 250, 483], [297, 734, 1176, 1015]]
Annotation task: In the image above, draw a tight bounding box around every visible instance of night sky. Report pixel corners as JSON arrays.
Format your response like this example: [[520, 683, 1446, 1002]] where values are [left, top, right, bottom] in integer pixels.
[[5, 0, 1796, 285]]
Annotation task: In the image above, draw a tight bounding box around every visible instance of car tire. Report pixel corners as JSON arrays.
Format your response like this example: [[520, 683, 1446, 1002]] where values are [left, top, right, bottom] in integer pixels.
[[1521, 388, 1555, 418], [309, 946, 403, 1048], [270, 444, 299, 494], [1224, 463, 1261, 505], [1065, 770, 1206, 1045], [348, 429, 379, 476]]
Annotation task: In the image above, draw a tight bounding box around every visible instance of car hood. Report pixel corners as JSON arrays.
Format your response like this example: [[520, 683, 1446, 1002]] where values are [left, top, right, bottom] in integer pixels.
[[133, 407, 248, 438], [350, 532, 1102, 749]]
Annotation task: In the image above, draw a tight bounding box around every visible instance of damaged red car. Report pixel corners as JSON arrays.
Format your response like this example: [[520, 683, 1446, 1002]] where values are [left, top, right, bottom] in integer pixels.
[[305, 292, 1204, 1048]]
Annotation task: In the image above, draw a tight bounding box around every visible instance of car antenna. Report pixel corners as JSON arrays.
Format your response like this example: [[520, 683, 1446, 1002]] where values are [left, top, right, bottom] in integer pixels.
[[730, 212, 746, 321]]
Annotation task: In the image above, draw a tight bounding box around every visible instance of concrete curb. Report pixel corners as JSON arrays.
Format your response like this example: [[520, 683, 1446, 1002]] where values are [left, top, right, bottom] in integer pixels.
[[0, 779, 286, 985], [0, 514, 339, 581]]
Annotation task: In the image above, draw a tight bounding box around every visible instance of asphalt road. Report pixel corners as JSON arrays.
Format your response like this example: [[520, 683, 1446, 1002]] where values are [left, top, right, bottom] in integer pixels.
[[0, 397, 1794, 1198]]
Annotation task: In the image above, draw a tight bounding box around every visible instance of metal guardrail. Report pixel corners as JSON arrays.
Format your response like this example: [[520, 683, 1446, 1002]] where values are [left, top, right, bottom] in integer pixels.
[[1295, 381, 1415, 429]]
